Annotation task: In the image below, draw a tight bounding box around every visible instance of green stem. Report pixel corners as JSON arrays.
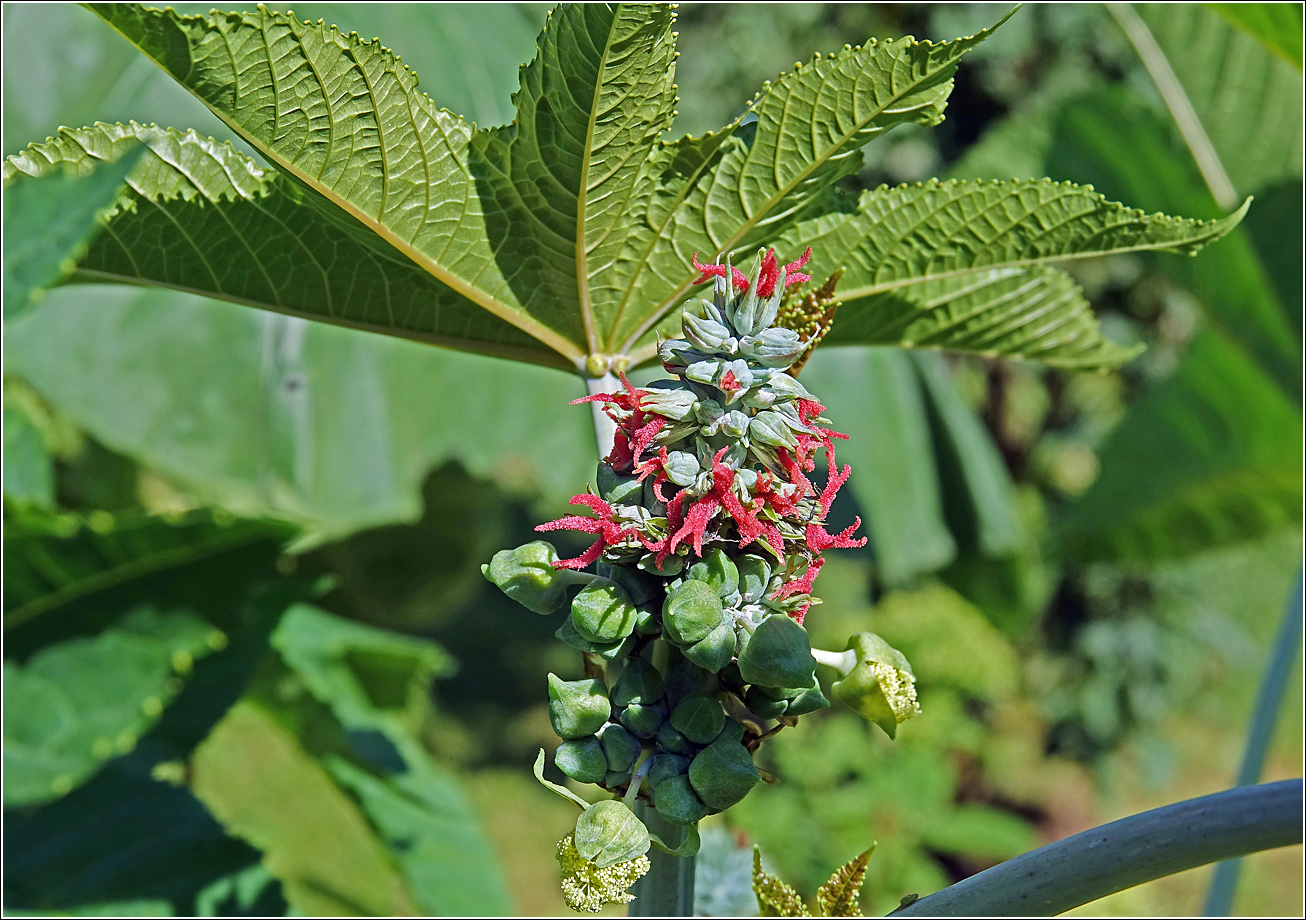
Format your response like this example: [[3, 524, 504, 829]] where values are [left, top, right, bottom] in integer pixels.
[[630, 803, 696, 916], [587, 372, 618, 459], [1203, 569, 1304, 916], [892, 780, 1304, 917]]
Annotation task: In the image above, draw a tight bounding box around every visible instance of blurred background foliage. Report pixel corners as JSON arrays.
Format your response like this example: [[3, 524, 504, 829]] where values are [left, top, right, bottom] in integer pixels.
[[2, 2, 1301, 916]]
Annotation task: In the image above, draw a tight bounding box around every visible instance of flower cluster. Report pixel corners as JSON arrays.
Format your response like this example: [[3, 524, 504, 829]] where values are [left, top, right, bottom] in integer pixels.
[[483, 247, 919, 912]]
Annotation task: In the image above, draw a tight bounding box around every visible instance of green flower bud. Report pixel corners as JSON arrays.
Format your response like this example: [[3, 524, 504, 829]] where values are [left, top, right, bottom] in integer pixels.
[[555, 736, 608, 784], [830, 633, 921, 739], [555, 618, 634, 661], [548, 674, 611, 740], [663, 450, 701, 487], [688, 735, 760, 810], [597, 465, 644, 504], [737, 615, 816, 689], [481, 542, 571, 614], [574, 799, 651, 869], [721, 410, 751, 439], [652, 774, 710, 825], [663, 580, 726, 645], [641, 385, 698, 421], [655, 721, 694, 755], [744, 327, 805, 368], [682, 621, 737, 673], [684, 310, 732, 351], [748, 410, 798, 449], [571, 579, 638, 644], [599, 724, 642, 774], [688, 548, 740, 597], [612, 658, 665, 707], [670, 693, 726, 745], [646, 752, 691, 791], [619, 701, 666, 739], [736, 556, 772, 604]]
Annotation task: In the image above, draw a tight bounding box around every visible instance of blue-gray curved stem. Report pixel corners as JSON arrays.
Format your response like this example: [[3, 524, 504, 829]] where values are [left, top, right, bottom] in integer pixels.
[[1204, 569, 1304, 916], [892, 780, 1304, 917]]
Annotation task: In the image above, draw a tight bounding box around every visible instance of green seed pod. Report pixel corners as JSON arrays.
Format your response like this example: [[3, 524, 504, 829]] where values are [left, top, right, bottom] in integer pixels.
[[639, 552, 684, 577], [683, 621, 737, 673], [736, 556, 772, 605], [605, 768, 633, 788], [555, 618, 634, 661], [688, 735, 760, 810], [481, 542, 571, 615], [645, 753, 691, 792], [662, 650, 714, 706], [663, 580, 726, 645], [574, 799, 651, 869], [652, 774, 710, 825], [612, 658, 665, 707], [655, 721, 693, 755], [619, 701, 666, 739], [737, 615, 816, 689], [555, 736, 608, 784], [548, 674, 611, 740], [743, 684, 789, 719], [784, 683, 830, 717], [714, 718, 746, 746], [597, 465, 644, 505], [634, 605, 660, 636], [831, 632, 921, 739], [571, 579, 639, 644], [669, 693, 726, 745], [607, 565, 660, 607], [600, 724, 642, 774], [688, 548, 740, 597], [663, 450, 701, 487]]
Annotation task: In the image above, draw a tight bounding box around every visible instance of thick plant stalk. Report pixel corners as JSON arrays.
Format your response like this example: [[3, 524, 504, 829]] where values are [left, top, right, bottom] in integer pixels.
[[586, 371, 618, 460], [1203, 570, 1304, 916], [893, 780, 1304, 916], [629, 802, 695, 916]]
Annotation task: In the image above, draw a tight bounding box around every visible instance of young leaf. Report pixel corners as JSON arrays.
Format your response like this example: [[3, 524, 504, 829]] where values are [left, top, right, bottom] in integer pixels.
[[815, 846, 874, 917], [774, 178, 1245, 367], [753, 846, 812, 917], [612, 11, 1016, 353], [822, 266, 1142, 370]]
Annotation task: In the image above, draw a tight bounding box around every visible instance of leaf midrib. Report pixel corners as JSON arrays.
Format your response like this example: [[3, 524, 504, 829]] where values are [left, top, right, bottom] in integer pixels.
[[575, 12, 622, 354]]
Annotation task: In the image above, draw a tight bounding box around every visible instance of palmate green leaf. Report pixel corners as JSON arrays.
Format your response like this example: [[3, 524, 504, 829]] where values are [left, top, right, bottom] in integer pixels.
[[3, 605, 222, 808], [3, 508, 292, 632], [611, 12, 1015, 354], [4, 286, 596, 542], [189, 699, 420, 916], [1057, 330, 1303, 562], [1209, 3, 1304, 69], [270, 604, 510, 916], [83, 2, 682, 368], [2, 151, 137, 320], [774, 178, 1245, 369], [952, 83, 1300, 396], [3, 122, 561, 368], [803, 348, 955, 587], [1136, 3, 1303, 196]]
